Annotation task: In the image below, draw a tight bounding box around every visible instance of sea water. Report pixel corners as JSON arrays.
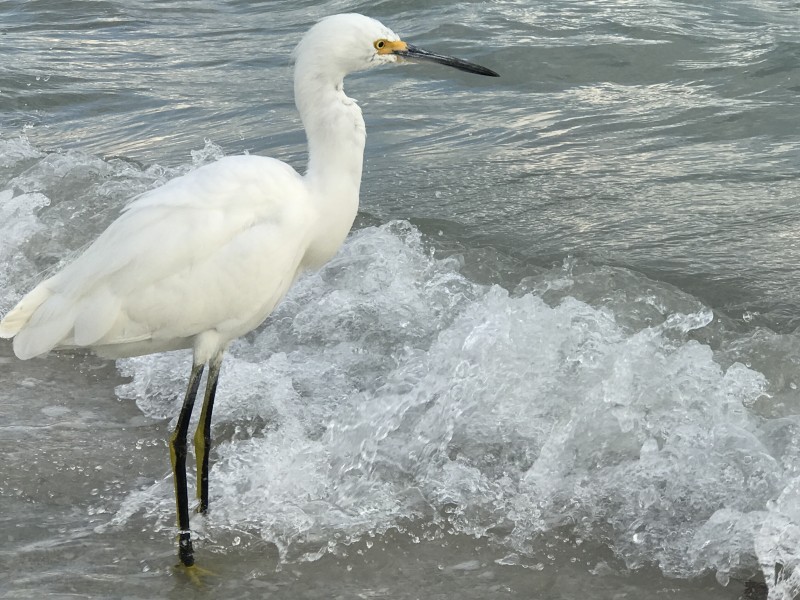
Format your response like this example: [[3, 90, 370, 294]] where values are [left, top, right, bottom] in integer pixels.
[[1, 1, 799, 598]]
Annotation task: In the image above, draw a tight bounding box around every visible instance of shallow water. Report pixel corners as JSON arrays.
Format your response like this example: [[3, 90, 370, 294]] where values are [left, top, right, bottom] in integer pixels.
[[1, 1, 800, 598]]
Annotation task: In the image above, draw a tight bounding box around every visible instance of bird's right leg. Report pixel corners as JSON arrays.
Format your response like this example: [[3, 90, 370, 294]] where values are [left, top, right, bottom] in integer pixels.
[[194, 351, 223, 515], [169, 362, 205, 568]]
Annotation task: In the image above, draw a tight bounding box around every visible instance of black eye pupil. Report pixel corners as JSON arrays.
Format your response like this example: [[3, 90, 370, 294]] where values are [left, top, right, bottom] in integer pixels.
[[377, 41, 384, 48]]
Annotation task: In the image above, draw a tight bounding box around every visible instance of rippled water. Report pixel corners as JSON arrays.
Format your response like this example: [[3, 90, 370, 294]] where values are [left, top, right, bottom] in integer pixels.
[[2, 1, 800, 599]]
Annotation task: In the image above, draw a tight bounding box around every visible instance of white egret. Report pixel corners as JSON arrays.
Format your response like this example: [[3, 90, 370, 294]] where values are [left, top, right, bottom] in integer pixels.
[[0, 13, 498, 569]]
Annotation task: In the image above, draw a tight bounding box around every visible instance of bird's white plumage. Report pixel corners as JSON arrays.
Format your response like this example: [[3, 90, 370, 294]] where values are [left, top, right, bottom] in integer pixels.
[[1, 14, 400, 363], [8, 156, 313, 360]]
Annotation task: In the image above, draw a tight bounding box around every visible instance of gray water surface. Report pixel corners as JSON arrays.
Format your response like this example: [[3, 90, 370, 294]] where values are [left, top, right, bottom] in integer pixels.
[[2, 1, 800, 598]]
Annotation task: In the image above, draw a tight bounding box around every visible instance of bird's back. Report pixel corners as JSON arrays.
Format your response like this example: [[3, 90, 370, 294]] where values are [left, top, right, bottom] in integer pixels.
[[0, 155, 316, 359]]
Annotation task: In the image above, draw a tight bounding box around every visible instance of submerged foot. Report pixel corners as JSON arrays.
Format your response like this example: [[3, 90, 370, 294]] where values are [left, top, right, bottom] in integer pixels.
[[175, 562, 216, 587]]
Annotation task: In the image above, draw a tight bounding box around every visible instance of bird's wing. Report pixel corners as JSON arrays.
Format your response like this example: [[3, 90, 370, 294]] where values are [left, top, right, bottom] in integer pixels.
[[4, 155, 315, 359]]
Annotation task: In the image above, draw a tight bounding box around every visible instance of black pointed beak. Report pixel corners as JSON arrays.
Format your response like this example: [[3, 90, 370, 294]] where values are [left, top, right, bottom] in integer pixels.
[[393, 43, 499, 77]]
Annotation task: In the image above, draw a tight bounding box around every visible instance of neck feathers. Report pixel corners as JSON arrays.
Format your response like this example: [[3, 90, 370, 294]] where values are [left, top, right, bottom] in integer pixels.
[[294, 61, 366, 193], [292, 58, 365, 267]]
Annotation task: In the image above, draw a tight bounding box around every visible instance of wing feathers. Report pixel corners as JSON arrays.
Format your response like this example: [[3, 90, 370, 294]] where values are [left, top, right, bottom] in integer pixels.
[[12, 292, 77, 359], [1, 155, 310, 359], [0, 284, 53, 339], [72, 287, 121, 347]]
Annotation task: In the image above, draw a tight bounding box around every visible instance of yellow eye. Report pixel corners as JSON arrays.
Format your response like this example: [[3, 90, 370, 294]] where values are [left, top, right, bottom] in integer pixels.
[[374, 39, 386, 50]]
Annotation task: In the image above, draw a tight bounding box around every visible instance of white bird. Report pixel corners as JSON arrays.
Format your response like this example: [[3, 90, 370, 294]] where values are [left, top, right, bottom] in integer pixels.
[[0, 13, 498, 570]]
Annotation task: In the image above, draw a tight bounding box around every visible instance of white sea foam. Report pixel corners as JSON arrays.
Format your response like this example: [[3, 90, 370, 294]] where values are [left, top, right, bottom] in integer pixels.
[[112, 221, 792, 589]]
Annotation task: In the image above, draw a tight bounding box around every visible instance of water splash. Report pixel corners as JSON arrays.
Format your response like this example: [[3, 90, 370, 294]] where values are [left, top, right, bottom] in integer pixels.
[[111, 220, 792, 592]]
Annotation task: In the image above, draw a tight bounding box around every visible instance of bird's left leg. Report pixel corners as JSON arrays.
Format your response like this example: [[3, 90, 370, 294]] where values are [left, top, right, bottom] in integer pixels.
[[170, 362, 205, 567], [194, 351, 223, 515]]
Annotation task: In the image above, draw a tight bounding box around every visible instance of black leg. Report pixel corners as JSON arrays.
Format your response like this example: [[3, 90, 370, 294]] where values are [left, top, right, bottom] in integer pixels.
[[194, 352, 223, 515], [169, 362, 205, 567]]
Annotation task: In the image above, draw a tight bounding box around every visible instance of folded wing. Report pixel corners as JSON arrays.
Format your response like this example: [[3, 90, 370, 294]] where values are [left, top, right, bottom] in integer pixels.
[[1, 155, 315, 359]]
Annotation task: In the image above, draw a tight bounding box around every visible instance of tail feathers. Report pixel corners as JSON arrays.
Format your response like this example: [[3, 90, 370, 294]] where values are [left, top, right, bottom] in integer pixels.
[[13, 318, 76, 360], [10, 292, 78, 360], [2, 283, 124, 360], [0, 285, 54, 340]]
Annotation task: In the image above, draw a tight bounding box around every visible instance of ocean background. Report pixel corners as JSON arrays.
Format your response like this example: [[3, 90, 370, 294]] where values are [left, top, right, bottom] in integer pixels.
[[1, 1, 800, 598]]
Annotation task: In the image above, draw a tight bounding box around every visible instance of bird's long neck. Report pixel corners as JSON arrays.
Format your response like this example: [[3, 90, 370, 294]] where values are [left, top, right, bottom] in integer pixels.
[[295, 66, 366, 206], [293, 62, 366, 267]]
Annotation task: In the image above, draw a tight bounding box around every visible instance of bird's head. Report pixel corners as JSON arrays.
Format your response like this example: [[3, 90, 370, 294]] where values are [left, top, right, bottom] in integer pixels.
[[293, 13, 499, 80]]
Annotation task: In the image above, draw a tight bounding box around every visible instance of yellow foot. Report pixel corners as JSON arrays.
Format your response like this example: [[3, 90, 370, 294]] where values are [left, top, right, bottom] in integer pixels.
[[175, 563, 216, 588]]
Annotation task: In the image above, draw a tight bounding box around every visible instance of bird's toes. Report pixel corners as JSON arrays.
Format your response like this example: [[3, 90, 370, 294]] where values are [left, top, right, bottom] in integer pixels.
[[175, 562, 217, 588]]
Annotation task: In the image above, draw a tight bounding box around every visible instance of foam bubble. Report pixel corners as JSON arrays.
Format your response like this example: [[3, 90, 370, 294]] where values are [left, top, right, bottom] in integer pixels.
[[0, 136, 50, 312]]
